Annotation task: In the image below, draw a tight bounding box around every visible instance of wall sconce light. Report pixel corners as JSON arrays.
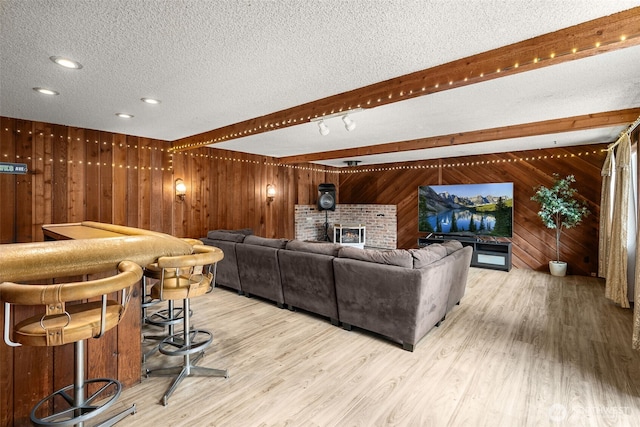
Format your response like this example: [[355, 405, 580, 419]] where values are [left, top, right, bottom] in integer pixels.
[[266, 183, 276, 201], [175, 178, 187, 201], [266, 184, 276, 202]]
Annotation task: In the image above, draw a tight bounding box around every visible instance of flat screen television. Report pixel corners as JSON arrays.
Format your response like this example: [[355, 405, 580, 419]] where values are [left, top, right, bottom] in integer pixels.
[[418, 182, 514, 238]]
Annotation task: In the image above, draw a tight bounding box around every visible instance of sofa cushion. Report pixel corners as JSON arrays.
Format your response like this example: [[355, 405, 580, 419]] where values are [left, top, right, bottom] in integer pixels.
[[410, 244, 448, 268], [286, 240, 342, 257], [243, 235, 288, 249], [338, 246, 413, 268], [228, 228, 254, 235], [206, 230, 247, 243], [441, 240, 463, 255]]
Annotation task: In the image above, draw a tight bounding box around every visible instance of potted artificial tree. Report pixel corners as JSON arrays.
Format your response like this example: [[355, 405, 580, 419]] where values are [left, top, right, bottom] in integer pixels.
[[531, 174, 590, 276]]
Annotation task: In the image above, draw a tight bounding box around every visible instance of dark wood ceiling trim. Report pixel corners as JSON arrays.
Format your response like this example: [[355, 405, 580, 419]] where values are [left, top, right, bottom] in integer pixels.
[[170, 7, 640, 153], [278, 108, 640, 163]]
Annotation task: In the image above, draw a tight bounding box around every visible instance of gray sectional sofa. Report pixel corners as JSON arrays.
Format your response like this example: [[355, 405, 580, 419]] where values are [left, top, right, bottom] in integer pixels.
[[236, 235, 289, 307], [278, 240, 343, 326], [201, 229, 252, 293], [201, 230, 472, 351]]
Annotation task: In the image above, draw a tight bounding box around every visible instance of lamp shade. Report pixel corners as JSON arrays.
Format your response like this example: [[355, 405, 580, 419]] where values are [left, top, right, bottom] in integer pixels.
[[175, 178, 187, 199], [266, 184, 276, 198]]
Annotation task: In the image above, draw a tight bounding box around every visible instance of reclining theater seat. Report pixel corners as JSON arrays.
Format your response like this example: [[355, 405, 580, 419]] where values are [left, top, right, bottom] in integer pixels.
[[201, 230, 251, 293], [333, 245, 467, 352], [236, 235, 288, 307], [278, 240, 343, 325]]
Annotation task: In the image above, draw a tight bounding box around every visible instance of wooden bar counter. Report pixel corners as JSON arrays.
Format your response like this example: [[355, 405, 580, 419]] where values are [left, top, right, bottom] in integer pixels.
[[0, 222, 194, 426], [42, 222, 128, 240]]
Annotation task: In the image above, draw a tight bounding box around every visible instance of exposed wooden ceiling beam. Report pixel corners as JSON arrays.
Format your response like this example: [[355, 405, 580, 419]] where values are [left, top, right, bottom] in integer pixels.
[[278, 108, 640, 163], [170, 7, 640, 153]]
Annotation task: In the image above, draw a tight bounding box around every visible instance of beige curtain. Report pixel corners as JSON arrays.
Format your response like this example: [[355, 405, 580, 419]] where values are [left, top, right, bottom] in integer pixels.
[[598, 149, 614, 278], [635, 252, 640, 348], [632, 128, 640, 349], [605, 133, 631, 308]]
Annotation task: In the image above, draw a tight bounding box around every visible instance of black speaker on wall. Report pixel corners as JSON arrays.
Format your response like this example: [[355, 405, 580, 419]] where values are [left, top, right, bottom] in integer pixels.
[[317, 183, 336, 211]]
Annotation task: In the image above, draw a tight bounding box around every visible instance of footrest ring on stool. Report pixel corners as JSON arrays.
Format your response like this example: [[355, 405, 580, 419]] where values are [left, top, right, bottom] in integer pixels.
[[158, 329, 213, 357], [145, 307, 186, 328], [30, 378, 124, 427], [141, 296, 162, 312]]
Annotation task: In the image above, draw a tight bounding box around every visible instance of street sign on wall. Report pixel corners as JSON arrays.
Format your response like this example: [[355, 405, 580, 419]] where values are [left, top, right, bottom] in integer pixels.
[[0, 162, 28, 174]]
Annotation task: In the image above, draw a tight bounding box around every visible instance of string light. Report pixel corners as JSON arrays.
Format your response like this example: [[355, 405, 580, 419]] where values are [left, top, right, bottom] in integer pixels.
[[0, 53, 618, 177], [0, 128, 611, 176], [166, 29, 639, 153]]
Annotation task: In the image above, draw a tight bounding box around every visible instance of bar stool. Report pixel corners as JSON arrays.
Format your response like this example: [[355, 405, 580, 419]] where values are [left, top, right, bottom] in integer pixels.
[[141, 263, 178, 358], [141, 239, 202, 361], [142, 238, 203, 326], [142, 263, 164, 324], [1, 260, 143, 427], [145, 244, 228, 406]]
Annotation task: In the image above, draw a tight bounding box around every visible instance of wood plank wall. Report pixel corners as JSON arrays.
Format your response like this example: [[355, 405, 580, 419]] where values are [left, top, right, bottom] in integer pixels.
[[0, 116, 338, 243], [338, 145, 605, 277], [0, 117, 173, 241], [0, 116, 337, 426], [170, 147, 338, 240], [0, 115, 609, 426]]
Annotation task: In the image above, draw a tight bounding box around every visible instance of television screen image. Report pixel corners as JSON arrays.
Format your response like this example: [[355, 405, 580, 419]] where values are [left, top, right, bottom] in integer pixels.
[[418, 182, 514, 238]]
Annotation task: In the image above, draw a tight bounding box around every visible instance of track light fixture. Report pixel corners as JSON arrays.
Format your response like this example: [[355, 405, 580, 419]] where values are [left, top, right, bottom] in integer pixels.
[[318, 120, 330, 136], [342, 115, 356, 131], [310, 108, 363, 136]]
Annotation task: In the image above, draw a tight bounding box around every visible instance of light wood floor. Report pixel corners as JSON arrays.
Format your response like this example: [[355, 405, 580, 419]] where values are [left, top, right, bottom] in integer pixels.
[[112, 268, 640, 426]]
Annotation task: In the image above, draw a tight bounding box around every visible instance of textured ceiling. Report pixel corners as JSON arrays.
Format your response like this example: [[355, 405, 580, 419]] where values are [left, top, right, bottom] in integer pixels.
[[1, 0, 640, 167]]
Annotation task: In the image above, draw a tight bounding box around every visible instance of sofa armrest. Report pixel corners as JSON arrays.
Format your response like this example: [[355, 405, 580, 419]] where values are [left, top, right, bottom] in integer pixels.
[[445, 246, 473, 311]]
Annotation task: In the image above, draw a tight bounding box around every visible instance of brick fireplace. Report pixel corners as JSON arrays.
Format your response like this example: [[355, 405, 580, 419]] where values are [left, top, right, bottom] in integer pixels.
[[294, 204, 397, 249]]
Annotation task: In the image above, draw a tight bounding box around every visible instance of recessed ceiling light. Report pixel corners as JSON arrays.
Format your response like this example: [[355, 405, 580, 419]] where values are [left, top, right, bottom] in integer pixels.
[[141, 98, 161, 104], [50, 56, 83, 69], [116, 113, 134, 119], [33, 87, 59, 96]]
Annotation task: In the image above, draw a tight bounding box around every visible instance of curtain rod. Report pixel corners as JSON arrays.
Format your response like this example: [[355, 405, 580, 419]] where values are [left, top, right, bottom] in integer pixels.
[[607, 115, 640, 151], [628, 115, 640, 135]]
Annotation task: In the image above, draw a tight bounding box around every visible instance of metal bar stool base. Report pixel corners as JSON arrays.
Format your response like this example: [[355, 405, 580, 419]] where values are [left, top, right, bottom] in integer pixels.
[[142, 326, 197, 363], [142, 300, 191, 362], [94, 404, 137, 427], [144, 307, 186, 328], [30, 378, 135, 427], [146, 352, 228, 406], [158, 329, 212, 357]]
